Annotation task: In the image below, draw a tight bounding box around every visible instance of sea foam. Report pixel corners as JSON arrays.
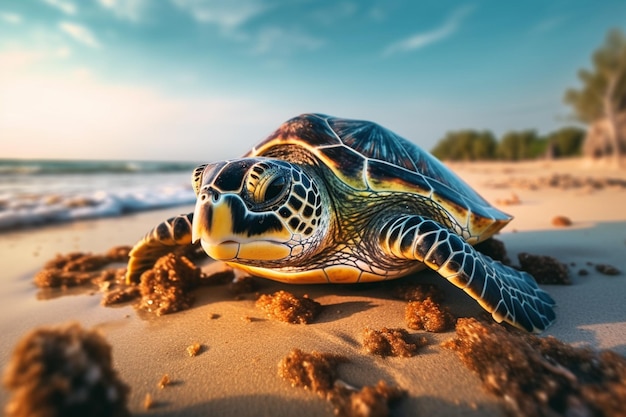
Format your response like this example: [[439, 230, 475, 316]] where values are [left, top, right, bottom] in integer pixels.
[[0, 159, 198, 231]]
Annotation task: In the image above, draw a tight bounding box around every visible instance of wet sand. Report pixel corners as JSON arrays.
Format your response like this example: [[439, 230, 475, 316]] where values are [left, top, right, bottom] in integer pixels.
[[1, 158, 625, 416]]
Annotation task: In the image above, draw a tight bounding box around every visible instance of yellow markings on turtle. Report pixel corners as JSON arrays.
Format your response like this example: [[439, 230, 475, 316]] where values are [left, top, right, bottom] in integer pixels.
[[323, 265, 361, 283], [444, 271, 470, 289], [265, 221, 295, 242], [316, 152, 368, 190], [483, 302, 506, 324], [432, 193, 468, 227], [467, 212, 492, 237], [462, 282, 484, 303], [206, 241, 239, 261], [252, 136, 370, 191], [366, 174, 429, 195], [237, 241, 291, 261], [359, 271, 385, 283], [465, 212, 509, 241], [250, 136, 320, 158], [228, 263, 329, 284], [210, 201, 234, 240], [334, 173, 368, 191], [477, 216, 509, 241]]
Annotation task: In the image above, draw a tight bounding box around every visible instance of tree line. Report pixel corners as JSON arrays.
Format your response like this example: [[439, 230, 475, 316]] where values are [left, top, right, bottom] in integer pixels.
[[431, 28, 626, 163], [431, 127, 585, 161]]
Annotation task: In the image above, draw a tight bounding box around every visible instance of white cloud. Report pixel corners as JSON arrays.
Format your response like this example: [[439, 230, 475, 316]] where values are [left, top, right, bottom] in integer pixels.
[[1, 12, 22, 24], [172, 0, 321, 60], [172, 0, 268, 30], [311, 2, 357, 25], [59, 22, 101, 48], [530, 15, 568, 34], [98, 0, 147, 22], [251, 27, 324, 56], [41, 0, 77, 15], [383, 5, 474, 56]]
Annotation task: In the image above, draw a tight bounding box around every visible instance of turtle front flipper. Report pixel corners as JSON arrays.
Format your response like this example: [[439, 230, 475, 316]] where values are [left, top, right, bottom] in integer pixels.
[[126, 213, 195, 284], [379, 215, 556, 332]]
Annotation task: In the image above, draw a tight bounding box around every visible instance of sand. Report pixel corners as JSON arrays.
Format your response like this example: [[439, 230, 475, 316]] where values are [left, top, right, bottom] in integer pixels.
[[1, 158, 625, 416]]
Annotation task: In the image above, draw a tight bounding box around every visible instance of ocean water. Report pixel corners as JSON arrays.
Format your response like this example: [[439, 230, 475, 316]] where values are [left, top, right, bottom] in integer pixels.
[[0, 159, 200, 231]]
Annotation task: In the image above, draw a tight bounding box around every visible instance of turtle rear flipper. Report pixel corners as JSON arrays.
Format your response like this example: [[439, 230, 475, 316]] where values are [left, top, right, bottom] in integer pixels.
[[379, 215, 556, 332], [126, 213, 195, 284]]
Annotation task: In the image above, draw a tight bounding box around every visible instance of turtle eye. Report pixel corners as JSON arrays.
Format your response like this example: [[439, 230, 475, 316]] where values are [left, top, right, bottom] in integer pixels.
[[263, 175, 287, 202], [246, 163, 290, 209]]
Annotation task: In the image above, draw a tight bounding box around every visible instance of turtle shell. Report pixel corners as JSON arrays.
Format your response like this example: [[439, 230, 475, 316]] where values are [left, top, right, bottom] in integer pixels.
[[248, 113, 510, 240]]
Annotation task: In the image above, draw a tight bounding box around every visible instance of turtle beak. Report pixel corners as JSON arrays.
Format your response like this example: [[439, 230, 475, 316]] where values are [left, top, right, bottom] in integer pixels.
[[191, 191, 245, 261], [191, 189, 213, 244], [192, 188, 235, 244]]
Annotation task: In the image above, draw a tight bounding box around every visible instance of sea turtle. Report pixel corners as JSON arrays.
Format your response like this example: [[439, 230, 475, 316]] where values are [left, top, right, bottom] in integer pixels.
[[126, 114, 555, 332]]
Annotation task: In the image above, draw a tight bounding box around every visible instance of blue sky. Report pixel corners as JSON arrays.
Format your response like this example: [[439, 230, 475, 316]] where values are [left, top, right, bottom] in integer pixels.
[[1, 0, 625, 161]]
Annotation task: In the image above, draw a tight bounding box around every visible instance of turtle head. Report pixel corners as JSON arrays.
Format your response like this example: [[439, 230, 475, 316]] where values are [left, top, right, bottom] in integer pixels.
[[191, 158, 329, 266]]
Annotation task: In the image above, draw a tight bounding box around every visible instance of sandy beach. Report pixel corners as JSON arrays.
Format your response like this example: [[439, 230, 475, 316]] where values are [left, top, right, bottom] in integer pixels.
[[1, 158, 625, 416]]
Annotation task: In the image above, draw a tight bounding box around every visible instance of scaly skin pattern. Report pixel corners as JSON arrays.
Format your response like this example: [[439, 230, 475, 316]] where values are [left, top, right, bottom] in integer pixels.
[[379, 215, 555, 332], [126, 114, 556, 332], [126, 213, 194, 283]]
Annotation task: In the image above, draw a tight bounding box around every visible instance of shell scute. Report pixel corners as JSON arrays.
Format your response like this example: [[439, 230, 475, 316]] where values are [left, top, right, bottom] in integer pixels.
[[365, 159, 433, 194], [326, 117, 418, 171], [255, 114, 341, 153], [251, 113, 510, 229], [317, 145, 368, 190]]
